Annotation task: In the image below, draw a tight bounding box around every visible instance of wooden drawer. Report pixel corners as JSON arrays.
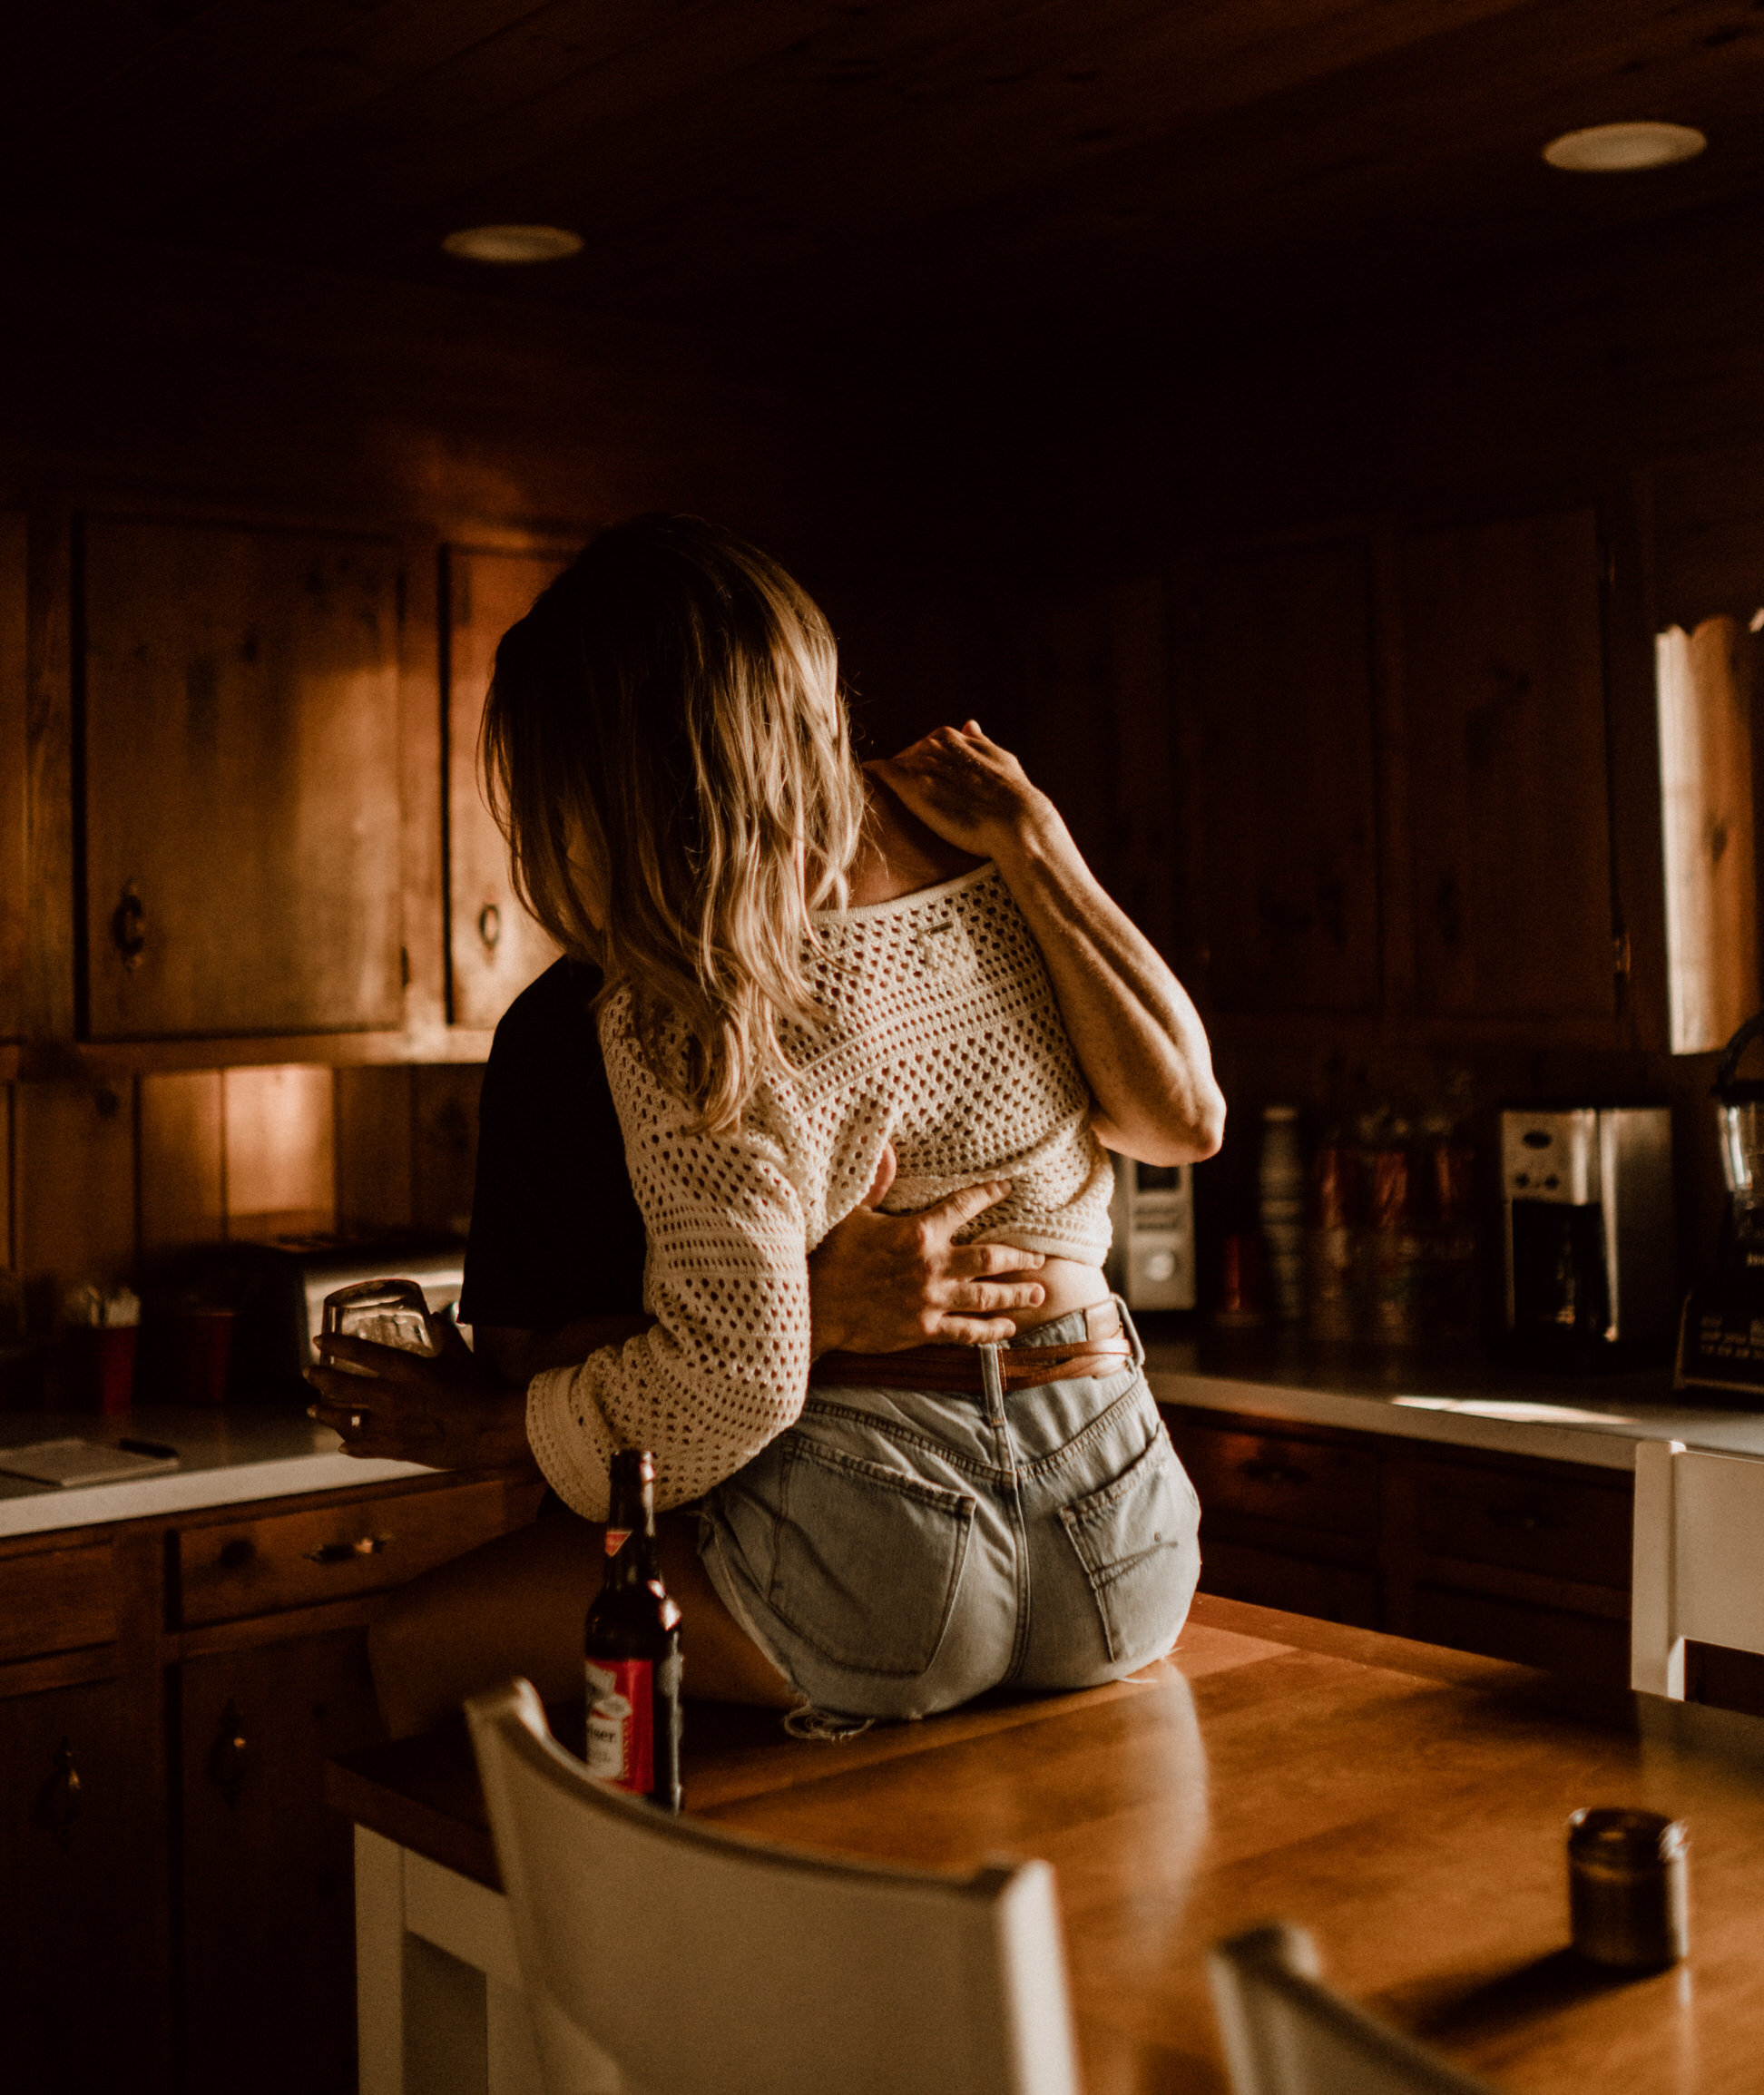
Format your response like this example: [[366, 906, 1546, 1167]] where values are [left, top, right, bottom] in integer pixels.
[[0, 1542, 115, 1662], [177, 1480, 514, 1628], [1166, 1418, 1379, 1537], [1411, 1459, 1632, 1590], [1199, 1540, 1380, 1630]]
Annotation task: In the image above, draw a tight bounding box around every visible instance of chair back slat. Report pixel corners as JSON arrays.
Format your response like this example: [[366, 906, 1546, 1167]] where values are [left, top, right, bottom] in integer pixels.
[[1632, 1439, 1764, 1697], [1210, 1924, 1497, 2095], [468, 1679, 1082, 2095]]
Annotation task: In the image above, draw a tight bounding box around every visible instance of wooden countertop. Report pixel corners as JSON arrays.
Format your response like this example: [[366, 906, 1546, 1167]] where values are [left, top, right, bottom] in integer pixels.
[[328, 1595, 1764, 2092]]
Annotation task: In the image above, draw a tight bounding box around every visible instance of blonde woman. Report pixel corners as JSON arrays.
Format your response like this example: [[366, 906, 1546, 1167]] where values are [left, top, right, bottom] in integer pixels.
[[317, 514, 1223, 1734]]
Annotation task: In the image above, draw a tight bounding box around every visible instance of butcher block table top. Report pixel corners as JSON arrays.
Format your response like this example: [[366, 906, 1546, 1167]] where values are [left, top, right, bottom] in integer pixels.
[[328, 1594, 1764, 2093]]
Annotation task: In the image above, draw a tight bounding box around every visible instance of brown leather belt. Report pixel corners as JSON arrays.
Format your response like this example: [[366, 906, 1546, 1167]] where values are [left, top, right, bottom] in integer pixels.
[[811, 1303, 1134, 1396]]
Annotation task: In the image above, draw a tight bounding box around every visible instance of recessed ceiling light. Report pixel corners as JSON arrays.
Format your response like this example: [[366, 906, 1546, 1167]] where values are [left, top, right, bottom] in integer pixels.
[[442, 224, 583, 264], [1543, 122, 1707, 173]]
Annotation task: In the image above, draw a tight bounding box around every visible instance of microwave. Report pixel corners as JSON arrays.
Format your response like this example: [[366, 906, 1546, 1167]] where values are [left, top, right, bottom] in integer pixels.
[[1109, 1155, 1197, 1312]]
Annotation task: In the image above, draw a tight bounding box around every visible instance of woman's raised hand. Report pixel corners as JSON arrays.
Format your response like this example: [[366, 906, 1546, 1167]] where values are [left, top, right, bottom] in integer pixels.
[[866, 721, 1054, 860], [874, 723, 1226, 1170]]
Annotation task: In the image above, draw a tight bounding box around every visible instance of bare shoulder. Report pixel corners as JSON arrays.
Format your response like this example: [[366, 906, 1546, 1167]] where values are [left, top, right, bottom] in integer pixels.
[[847, 773, 985, 906]]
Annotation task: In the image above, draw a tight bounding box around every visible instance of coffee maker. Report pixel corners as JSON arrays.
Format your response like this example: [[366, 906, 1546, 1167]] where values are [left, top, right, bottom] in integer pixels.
[[1502, 1107, 1676, 1368], [1677, 1013, 1764, 1395]]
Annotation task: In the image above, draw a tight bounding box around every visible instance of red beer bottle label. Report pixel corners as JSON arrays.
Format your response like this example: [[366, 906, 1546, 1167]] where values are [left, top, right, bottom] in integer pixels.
[[584, 1657, 653, 1793]]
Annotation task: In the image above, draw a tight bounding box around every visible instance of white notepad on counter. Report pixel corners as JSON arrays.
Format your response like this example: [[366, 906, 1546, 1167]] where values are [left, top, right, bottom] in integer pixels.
[[0, 1437, 181, 1488]]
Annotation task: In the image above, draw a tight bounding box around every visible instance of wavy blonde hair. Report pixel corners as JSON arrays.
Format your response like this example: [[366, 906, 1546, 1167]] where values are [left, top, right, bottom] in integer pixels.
[[482, 515, 866, 1133]]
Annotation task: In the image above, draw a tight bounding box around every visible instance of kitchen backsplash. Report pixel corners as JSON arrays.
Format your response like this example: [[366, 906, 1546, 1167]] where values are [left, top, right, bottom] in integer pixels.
[[2, 1062, 483, 1320]]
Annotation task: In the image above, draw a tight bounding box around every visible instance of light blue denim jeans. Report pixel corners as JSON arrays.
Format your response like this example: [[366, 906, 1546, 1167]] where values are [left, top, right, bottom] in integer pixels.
[[697, 1302, 1201, 1721]]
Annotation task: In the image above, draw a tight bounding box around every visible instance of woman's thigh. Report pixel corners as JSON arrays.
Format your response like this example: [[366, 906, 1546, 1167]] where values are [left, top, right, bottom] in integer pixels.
[[369, 1507, 795, 1738]]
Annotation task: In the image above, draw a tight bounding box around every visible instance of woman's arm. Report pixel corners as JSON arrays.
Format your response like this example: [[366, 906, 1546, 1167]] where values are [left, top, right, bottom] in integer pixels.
[[304, 1169, 1048, 1467], [867, 724, 1226, 1167]]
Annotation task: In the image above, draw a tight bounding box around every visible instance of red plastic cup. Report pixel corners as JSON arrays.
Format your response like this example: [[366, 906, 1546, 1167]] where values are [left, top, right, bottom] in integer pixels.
[[170, 1308, 236, 1406], [64, 1325, 139, 1416]]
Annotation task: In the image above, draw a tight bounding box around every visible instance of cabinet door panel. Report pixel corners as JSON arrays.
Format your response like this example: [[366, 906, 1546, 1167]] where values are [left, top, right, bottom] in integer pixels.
[[0, 1676, 165, 2095], [1403, 509, 1615, 1020], [1193, 539, 1380, 1012], [83, 515, 404, 1039], [181, 1628, 383, 2095], [0, 512, 24, 1040], [446, 546, 567, 1029]]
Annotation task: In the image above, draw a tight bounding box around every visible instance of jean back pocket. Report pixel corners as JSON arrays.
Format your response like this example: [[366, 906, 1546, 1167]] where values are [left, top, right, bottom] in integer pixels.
[[768, 1438, 975, 1677], [1058, 1429, 1200, 1664]]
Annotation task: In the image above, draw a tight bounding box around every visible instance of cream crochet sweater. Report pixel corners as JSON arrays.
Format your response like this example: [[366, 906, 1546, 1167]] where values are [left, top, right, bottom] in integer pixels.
[[525, 863, 1116, 1519]]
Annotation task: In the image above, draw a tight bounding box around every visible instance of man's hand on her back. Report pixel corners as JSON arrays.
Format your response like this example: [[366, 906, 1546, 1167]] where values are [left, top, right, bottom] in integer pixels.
[[808, 1144, 1046, 1355]]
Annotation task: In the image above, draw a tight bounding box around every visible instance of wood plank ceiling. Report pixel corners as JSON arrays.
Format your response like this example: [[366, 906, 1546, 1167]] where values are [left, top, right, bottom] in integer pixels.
[[6, 0, 1764, 355]]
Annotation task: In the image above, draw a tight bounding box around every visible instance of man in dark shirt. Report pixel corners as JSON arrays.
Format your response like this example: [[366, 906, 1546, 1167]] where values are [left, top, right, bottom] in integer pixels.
[[457, 957, 647, 1336], [313, 956, 1050, 1460]]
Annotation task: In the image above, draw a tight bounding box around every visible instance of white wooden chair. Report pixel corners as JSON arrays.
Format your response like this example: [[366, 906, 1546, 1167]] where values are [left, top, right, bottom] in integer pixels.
[[1209, 1924, 1497, 2095], [465, 1678, 1083, 2095], [1631, 1437, 1764, 1698]]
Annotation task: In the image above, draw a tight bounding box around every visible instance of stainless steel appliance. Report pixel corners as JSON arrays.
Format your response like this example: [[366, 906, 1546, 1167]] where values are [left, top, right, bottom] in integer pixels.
[[1110, 1156, 1197, 1312], [1502, 1108, 1675, 1366], [1678, 1013, 1764, 1395]]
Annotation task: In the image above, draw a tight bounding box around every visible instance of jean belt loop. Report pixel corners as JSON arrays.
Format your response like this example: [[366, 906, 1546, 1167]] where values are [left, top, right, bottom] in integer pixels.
[[1112, 1294, 1146, 1372], [979, 1341, 1006, 1420]]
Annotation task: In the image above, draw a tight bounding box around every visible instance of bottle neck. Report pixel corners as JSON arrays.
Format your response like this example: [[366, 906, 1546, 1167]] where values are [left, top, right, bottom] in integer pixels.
[[603, 1454, 655, 1592]]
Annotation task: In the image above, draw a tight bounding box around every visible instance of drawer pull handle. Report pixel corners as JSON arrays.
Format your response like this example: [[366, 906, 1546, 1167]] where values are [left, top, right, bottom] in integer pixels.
[[303, 1534, 393, 1564], [34, 1738, 83, 1851], [1239, 1458, 1312, 1488], [1486, 1504, 1561, 1534], [209, 1700, 249, 1808]]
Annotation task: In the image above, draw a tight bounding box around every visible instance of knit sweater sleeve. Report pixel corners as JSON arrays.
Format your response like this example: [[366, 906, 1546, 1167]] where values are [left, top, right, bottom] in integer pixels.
[[524, 995, 816, 1521]]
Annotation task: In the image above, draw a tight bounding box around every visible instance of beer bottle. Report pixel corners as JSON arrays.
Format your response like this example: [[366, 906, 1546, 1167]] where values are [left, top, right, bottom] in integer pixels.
[[583, 1449, 682, 1811]]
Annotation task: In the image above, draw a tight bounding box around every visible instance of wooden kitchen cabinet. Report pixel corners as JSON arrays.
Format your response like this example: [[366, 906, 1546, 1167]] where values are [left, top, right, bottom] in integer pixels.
[[80, 514, 406, 1040], [0, 1463, 540, 2095], [0, 1672, 165, 2095], [1186, 536, 1381, 1013], [180, 1630, 382, 2095], [1401, 507, 1617, 1023], [1161, 1404, 1636, 1689], [0, 509, 25, 1041], [445, 545, 567, 1030]]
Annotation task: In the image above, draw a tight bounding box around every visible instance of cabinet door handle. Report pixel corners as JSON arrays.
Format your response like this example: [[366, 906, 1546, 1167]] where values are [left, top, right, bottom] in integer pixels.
[[303, 1533, 393, 1564], [34, 1738, 83, 1851], [1239, 1457, 1312, 1488], [111, 884, 146, 969], [209, 1699, 249, 1808]]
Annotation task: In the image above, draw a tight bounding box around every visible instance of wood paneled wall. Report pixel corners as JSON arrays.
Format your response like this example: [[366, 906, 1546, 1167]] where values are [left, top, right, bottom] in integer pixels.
[[1, 1064, 485, 1306]]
